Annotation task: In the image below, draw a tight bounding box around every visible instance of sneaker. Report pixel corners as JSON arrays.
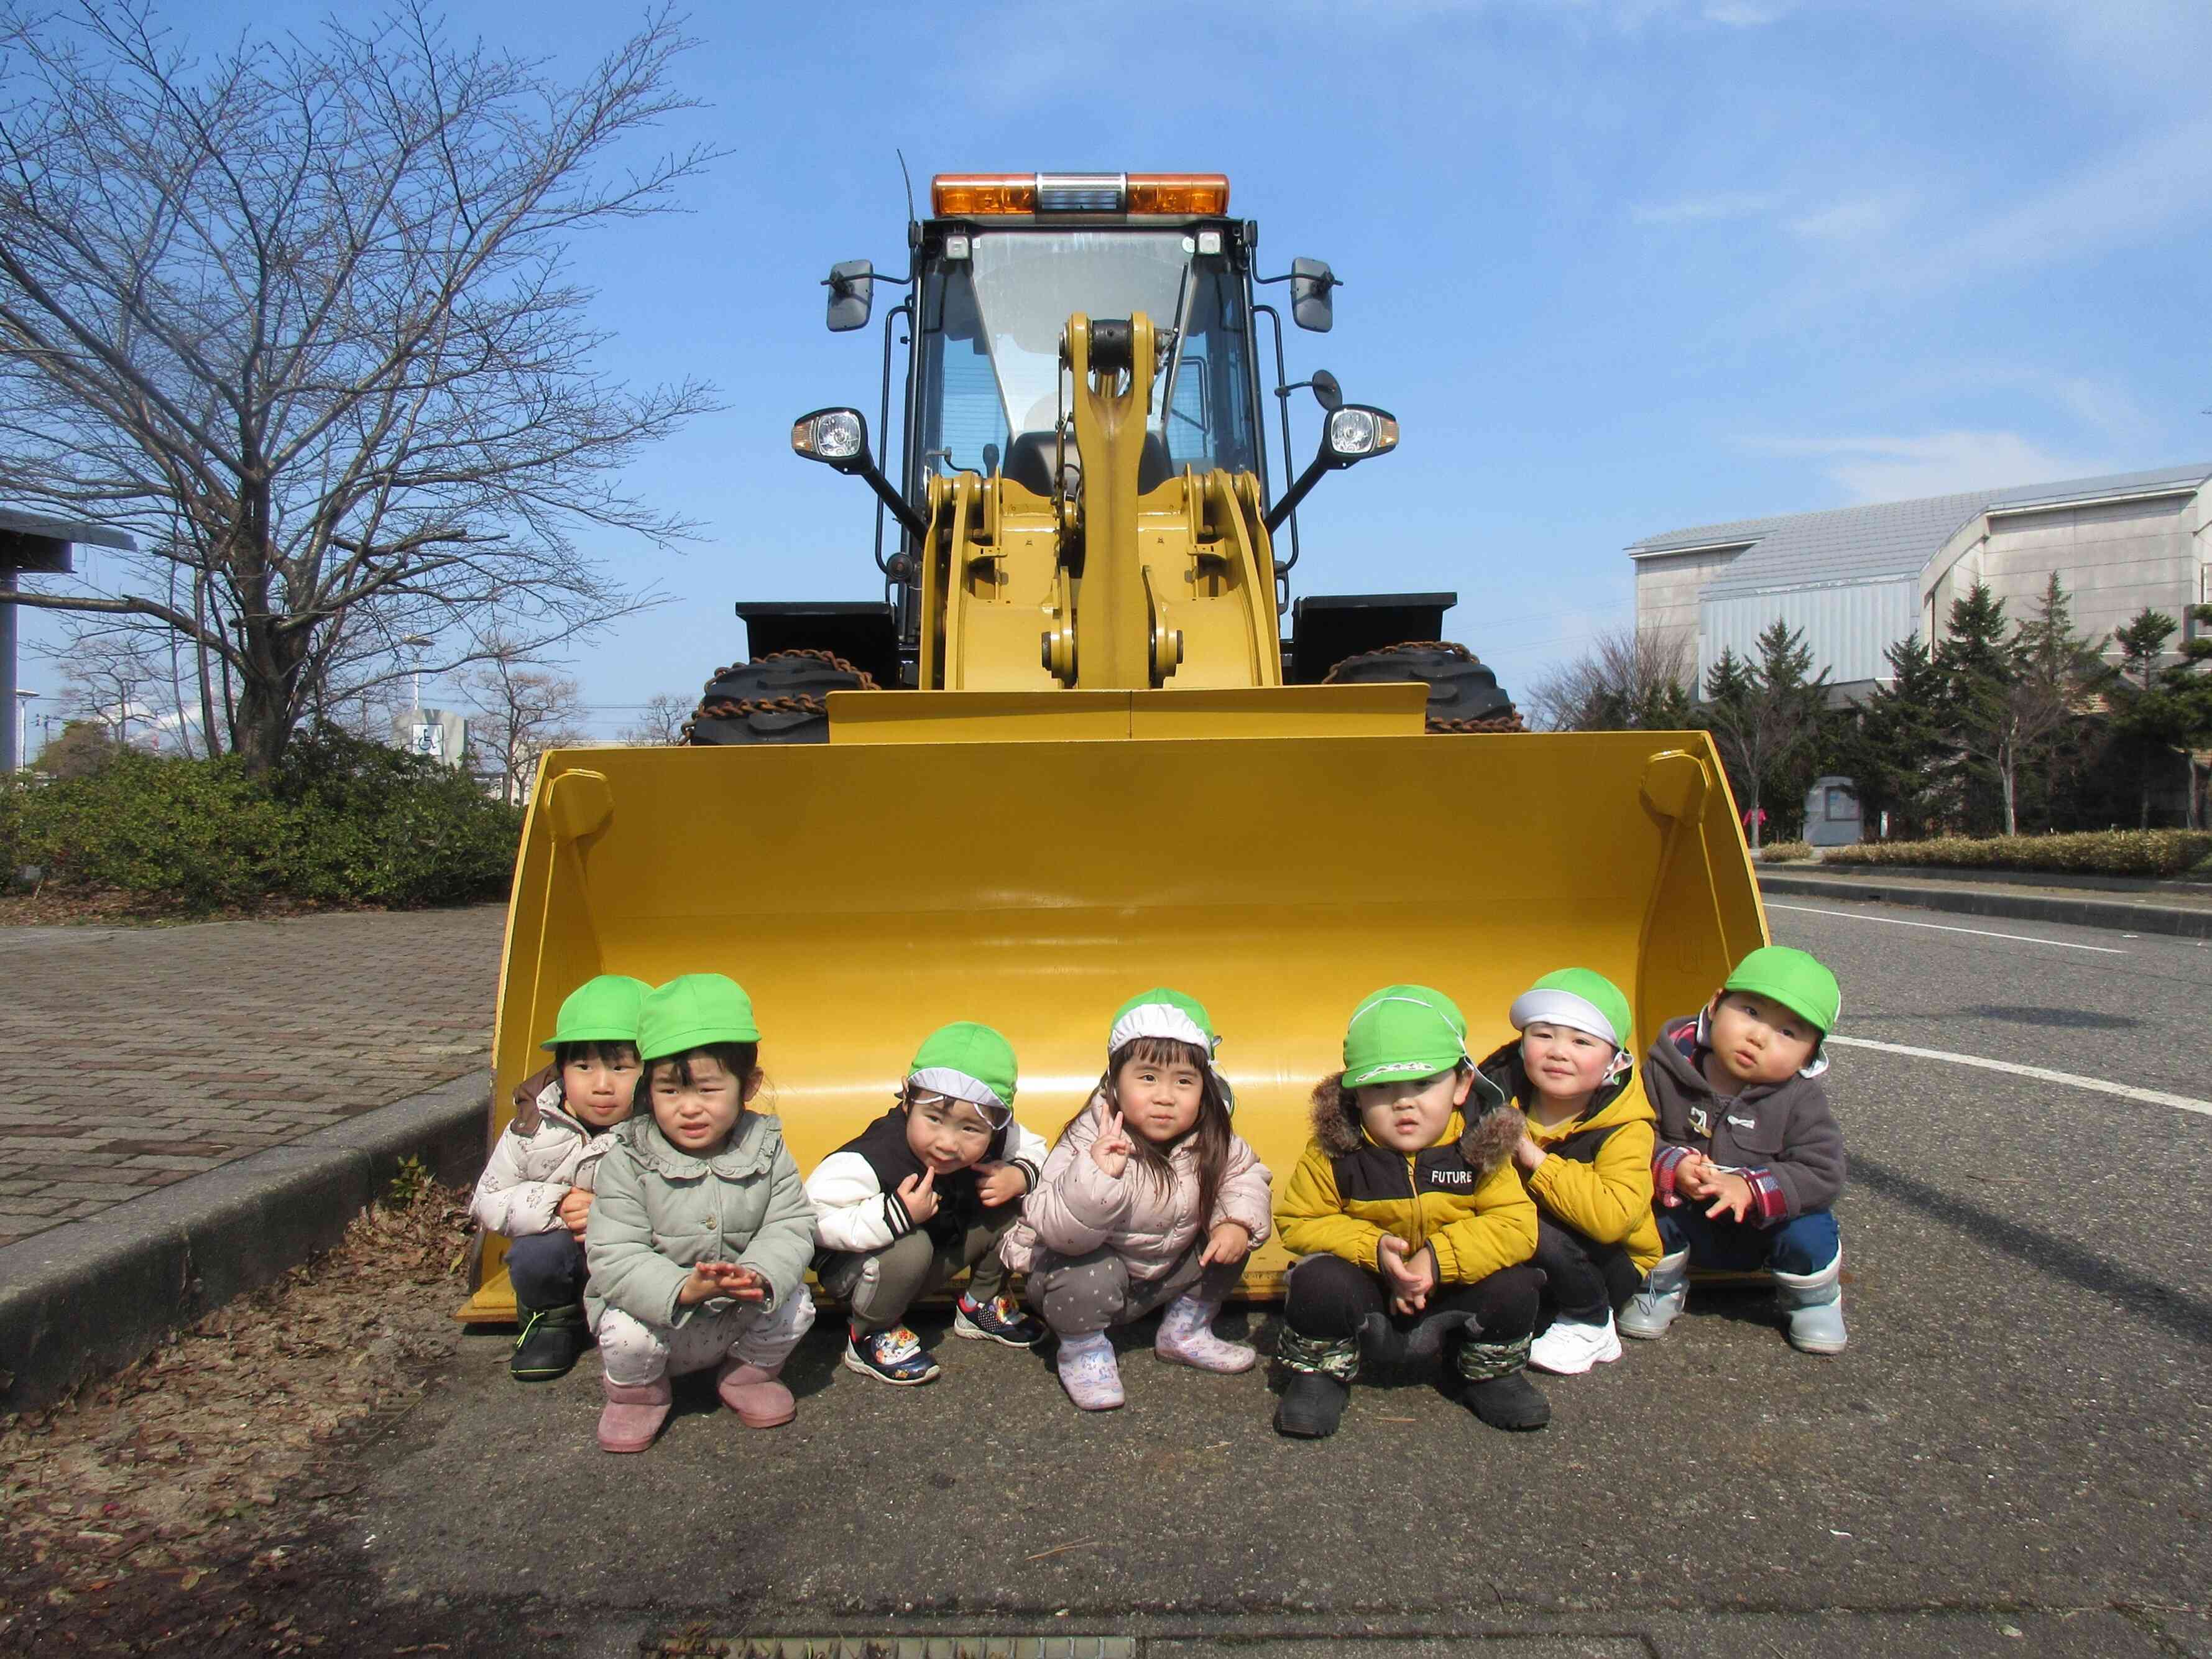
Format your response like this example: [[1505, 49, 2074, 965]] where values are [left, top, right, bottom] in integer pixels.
[[842, 1325, 941, 1386], [1528, 1314, 1623, 1375], [952, 1292, 1046, 1348]]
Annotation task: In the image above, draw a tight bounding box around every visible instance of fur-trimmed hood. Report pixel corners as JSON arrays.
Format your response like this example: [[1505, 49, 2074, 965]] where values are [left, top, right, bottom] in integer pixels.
[[1475, 1038, 1643, 1131], [1307, 1071, 1524, 1174]]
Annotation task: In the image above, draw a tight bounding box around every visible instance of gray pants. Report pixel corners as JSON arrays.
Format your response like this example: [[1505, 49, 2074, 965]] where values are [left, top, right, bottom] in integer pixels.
[[1022, 1245, 1243, 1338], [816, 1216, 1015, 1336]]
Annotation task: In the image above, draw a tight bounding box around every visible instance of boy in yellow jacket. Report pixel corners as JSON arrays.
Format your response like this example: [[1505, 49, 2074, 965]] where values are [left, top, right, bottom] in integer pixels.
[[1485, 969, 1662, 1376], [1273, 985, 1545, 1439]]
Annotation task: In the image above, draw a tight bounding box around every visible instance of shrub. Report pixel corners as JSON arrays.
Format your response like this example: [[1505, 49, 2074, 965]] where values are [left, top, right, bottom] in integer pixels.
[[6, 726, 523, 913], [1756, 841, 1813, 862], [1825, 830, 2212, 879]]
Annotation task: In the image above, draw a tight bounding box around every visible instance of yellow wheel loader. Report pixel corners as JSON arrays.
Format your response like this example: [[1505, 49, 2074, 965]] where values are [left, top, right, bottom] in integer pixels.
[[460, 170, 1766, 1321]]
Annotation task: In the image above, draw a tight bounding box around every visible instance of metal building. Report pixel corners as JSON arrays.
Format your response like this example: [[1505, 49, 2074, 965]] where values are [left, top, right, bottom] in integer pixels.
[[1628, 462, 2212, 697]]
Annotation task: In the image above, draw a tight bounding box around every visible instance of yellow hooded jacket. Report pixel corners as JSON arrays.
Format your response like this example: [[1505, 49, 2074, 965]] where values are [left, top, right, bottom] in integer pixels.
[[1477, 1041, 1662, 1273], [1274, 1076, 1537, 1287]]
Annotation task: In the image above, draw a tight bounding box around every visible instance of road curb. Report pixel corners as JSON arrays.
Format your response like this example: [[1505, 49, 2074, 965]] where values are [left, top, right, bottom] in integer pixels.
[[0, 1070, 489, 1413], [1758, 873, 2212, 940]]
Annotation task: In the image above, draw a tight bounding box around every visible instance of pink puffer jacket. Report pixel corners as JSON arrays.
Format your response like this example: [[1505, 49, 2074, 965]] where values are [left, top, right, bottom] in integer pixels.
[[1000, 1096, 1273, 1281]]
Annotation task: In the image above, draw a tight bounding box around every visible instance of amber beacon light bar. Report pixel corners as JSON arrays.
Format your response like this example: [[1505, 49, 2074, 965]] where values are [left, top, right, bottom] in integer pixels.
[[930, 172, 1232, 216]]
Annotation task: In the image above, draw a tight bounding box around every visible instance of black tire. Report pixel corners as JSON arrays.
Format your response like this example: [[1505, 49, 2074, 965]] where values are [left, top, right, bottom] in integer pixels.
[[683, 650, 877, 746], [1322, 641, 1521, 732]]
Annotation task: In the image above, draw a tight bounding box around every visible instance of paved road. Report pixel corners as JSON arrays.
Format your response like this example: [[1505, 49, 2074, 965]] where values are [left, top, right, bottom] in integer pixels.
[[336, 902, 2212, 1657], [0, 907, 504, 1246]]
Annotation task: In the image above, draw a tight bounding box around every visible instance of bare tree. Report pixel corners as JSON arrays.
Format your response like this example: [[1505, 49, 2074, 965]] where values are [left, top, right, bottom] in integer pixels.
[[458, 639, 587, 803], [616, 691, 690, 746], [57, 630, 161, 746], [0, 2, 716, 772], [1526, 626, 1694, 732]]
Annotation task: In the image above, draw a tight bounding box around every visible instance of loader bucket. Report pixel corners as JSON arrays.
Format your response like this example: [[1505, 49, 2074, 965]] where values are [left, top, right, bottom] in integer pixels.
[[459, 713, 1766, 1319]]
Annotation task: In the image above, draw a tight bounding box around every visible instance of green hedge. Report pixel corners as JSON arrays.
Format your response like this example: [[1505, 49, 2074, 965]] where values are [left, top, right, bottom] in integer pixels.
[[2, 727, 523, 912], [1824, 829, 2212, 879], [1755, 841, 1813, 862]]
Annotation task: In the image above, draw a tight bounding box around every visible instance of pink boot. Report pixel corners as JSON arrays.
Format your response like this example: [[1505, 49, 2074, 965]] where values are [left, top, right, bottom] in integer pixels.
[[715, 1357, 796, 1428], [596, 1377, 670, 1453], [1054, 1331, 1125, 1411], [1154, 1293, 1256, 1373]]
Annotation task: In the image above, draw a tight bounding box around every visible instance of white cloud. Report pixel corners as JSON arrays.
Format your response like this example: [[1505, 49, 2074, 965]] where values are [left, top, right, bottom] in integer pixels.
[[1700, 0, 1792, 23], [1631, 190, 1784, 225], [1786, 193, 1910, 242], [1743, 430, 2122, 502]]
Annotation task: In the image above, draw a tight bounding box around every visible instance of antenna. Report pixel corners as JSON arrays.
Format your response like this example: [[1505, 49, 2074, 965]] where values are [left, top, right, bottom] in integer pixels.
[[896, 149, 916, 226]]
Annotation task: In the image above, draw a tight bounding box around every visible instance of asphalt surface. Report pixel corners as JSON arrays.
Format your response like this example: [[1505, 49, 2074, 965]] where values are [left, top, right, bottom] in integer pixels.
[[337, 903, 2212, 1657]]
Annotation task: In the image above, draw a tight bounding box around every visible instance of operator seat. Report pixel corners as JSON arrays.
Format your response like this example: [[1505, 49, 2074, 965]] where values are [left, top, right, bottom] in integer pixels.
[[1002, 430, 1179, 496]]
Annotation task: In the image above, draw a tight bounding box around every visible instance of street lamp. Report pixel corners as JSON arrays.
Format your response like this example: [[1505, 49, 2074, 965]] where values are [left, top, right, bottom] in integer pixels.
[[399, 635, 433, 720], [12, 689, 34, 772]]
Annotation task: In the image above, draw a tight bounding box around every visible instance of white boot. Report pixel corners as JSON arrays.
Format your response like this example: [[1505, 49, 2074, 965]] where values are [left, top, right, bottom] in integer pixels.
[[1772, 1252, 1846, 1354], [1618, 1247, 1690, 1340], [1528, 1310, 1623, 1375]]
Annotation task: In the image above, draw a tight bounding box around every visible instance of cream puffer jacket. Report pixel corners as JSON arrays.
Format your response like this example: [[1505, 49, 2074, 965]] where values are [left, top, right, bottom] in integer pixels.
[[999, 1096, 1273, 1282], [468, 1079, 619, 1238]]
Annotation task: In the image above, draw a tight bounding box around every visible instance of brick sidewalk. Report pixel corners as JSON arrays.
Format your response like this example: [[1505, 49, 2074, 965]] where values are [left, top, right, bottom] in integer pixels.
[[0, 906, 505, 1247]]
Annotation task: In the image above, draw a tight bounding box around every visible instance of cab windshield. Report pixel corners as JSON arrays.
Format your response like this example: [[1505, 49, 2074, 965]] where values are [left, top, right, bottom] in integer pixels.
[[914, 228, 1261, 491]]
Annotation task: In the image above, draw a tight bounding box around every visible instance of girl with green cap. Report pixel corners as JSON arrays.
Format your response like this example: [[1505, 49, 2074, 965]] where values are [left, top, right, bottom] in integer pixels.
[[1484, 969, 1661, 1377], [1273, 986, 1549, 1439], [998, 989, 1274, 1412], [806, 1022, 1050, 1385], [585, 974, 820, 1453], [470, 974, 650, 1383], [1623, 945, 1848, 1355]]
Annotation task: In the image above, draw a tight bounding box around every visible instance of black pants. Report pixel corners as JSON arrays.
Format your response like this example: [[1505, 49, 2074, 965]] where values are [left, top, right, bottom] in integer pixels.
[[1283, 1252, 1539, 1344], [505, 1229, 586, 1310], [1530, 1218, 1641, 1323]]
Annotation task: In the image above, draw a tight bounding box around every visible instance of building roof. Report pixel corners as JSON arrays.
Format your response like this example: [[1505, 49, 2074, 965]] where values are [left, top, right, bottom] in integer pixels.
[[1626, 461, 2212, 601], [0, 506, 136, 550]]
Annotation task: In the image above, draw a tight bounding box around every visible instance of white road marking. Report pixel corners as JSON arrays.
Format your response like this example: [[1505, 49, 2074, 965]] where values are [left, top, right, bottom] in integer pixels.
[[1828, 1035, 2212, 1117], [1764, 902, 2127, 955]]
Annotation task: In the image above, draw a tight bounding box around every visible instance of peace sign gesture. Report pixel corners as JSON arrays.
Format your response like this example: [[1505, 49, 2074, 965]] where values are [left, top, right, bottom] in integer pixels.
[[1089, 1111, 1136, 1179]]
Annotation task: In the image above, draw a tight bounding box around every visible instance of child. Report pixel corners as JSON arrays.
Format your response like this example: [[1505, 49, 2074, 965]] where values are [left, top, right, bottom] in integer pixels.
[[1620, 945, 1847, 1354], [1488, 969, 1662, 1375], [806, 1022, 1049, 1384], [999, 989, 1273, 1412], [1274, 984, 1547, 1438], [469, 974, 649, 1382], [584, 973, 819, 1452]]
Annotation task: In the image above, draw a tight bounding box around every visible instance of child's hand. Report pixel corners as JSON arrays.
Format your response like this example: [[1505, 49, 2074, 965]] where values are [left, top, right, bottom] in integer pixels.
[[1703, 1171, 1754, 1223], [896, 1169, 939, 1224], [1675, 1152, 1718, 1198], [1377, 1235, 1436, 1314], [678, 1261, 767, 1305], [1199, 1219, 1251, 1267], [1088, 1112, 1135, 1179], [556, 1188, 594, 1236], [973, 1161, 1027, 1207], [1511, 1133, 1546, 1173]]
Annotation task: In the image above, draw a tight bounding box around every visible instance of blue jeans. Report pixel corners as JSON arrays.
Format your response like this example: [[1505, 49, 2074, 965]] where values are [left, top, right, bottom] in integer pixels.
[[1657, 1205, 1839, 1276], [505, 1228, 587, 1310]]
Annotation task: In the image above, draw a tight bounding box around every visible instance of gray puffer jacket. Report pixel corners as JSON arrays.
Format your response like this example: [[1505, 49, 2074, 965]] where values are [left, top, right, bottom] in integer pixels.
[[584, 1111, 818, 1331], [999, 1096, 1273, 1282]]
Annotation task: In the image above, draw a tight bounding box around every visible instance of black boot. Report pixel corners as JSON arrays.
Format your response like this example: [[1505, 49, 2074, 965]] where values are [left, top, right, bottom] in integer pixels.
[[511, 1303, 588, 1381], [1274, 1371, 1350, 1438], [1455, 1334, 1549, 1431]]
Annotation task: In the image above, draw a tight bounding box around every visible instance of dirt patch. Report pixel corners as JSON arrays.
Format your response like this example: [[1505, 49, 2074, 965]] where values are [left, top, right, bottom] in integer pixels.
[[0, 1183, 502, 1655]]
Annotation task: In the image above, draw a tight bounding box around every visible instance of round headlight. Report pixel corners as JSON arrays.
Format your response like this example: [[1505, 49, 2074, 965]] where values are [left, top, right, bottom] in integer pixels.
[[1327, 407, 1378, 457], [813, 411, 864, 461]]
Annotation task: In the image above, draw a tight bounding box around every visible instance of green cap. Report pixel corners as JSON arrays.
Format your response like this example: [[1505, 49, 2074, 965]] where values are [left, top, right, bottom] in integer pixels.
[[1509, 968, 1633, 1055], [1724, 946, 1840, 1040], [1342, 984, 1470, 1090], [908, 1022, 1019, 1125], [638, 973, 760, 1062], [1108, 988, 1219, 1058], [539, 974, 653, 1051]]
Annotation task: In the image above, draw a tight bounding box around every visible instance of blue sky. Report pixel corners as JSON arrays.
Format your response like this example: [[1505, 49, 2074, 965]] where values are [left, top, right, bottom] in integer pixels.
[[21, 0, 2212, 739]]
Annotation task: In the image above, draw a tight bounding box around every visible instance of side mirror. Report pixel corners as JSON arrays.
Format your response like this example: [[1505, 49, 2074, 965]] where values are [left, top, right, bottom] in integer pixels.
[[1309, 369, 1343, 412], [1322, 404, 1398, 465], [826, 260, 875, 333], [791, 407, 870, 473], [1290, 257, 1337, 332]]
